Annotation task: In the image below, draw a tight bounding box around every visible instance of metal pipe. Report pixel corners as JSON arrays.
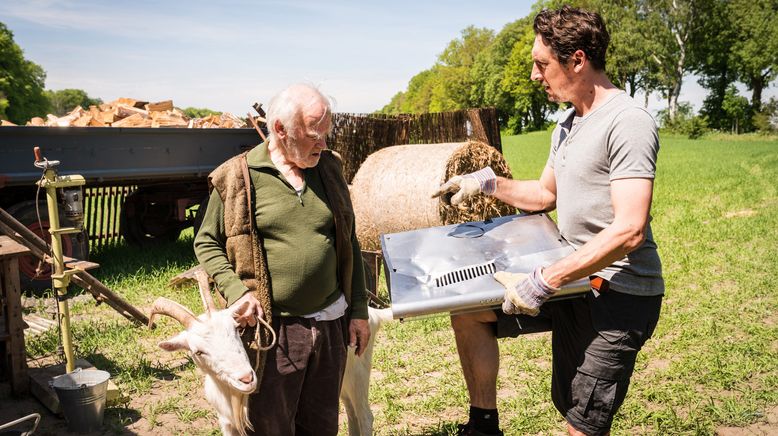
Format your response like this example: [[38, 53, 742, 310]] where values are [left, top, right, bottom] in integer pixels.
[[44, 168, 76, 373]]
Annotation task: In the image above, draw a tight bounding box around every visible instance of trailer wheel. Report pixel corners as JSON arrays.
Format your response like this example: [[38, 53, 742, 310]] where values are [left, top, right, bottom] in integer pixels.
[[120, 192, 182, 247], [6, 200, 90, 293]]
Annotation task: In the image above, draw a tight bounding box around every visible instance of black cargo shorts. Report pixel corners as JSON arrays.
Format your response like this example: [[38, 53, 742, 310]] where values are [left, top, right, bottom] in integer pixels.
[[494, 285, 662, 435]]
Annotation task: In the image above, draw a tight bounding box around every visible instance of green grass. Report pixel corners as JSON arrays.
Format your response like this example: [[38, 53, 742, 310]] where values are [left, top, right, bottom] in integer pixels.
[[23, 132, 778, 435]]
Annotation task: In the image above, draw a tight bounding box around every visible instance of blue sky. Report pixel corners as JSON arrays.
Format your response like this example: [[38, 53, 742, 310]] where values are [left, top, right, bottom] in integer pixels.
[[1, 0, 771, 117]]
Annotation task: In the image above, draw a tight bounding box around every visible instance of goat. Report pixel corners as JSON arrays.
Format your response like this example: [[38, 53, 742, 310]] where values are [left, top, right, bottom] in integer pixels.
[[150, 270, 259, 436], [340, 306, 393, 436], [158, 267, 393, 436]]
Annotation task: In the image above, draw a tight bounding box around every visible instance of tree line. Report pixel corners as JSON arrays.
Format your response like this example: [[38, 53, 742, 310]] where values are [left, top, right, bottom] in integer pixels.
[[380, 0, 778, 137]]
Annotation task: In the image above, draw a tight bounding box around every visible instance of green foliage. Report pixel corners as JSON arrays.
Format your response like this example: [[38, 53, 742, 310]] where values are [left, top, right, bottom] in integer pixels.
[[752, 97, 778, 134], [380, 27, 494, 114], [722, 85, 753, 134], [657, 101, 709, 139], [182, 107, 221, 118], [727, 0, 778, 110], [0, 22, 48, 123], [45, 88, 102, 116]]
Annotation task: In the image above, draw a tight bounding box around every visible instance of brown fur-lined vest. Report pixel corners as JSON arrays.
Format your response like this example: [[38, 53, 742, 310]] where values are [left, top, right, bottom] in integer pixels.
[[207, 148, 356, 385]]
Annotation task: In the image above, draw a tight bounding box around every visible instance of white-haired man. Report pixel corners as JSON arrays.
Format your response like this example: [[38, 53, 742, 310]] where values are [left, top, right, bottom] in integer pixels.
[[195, 84, 370, 435]]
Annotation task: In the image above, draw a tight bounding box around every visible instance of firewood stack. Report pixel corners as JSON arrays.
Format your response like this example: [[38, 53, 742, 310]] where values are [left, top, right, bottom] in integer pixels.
[[3, 97, 248, 128]]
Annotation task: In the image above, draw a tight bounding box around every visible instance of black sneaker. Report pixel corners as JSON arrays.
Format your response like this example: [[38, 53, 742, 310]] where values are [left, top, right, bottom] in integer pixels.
[[455, 422, 504, 436]]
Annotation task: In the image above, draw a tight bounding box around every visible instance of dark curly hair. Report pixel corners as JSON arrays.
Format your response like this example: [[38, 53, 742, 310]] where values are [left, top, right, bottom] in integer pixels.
[[533, 5, 610, 71]]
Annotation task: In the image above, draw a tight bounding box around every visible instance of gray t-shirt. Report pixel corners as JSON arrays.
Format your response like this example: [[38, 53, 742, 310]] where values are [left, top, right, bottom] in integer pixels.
[[547, 91, 664, 296]]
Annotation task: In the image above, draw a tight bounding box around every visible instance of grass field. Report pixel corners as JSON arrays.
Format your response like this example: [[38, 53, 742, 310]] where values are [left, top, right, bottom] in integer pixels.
[[19, 131, 778, 435]]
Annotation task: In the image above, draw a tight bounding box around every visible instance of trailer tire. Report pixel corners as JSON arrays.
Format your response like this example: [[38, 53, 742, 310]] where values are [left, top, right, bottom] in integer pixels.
[[6, 200, 90, 293], [119, 192, 182, 247]]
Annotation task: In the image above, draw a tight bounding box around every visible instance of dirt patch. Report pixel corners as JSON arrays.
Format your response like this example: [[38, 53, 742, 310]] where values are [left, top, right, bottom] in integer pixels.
[[716, 405, 778, 436], [724, 209, 757, 219]]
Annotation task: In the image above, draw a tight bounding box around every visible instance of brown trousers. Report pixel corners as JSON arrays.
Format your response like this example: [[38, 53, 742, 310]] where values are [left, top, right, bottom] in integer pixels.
[[247, 315, 348, 436]]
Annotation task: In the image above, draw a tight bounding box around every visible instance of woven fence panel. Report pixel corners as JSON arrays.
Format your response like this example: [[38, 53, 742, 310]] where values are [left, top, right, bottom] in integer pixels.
[[328, 108, 501, 182]]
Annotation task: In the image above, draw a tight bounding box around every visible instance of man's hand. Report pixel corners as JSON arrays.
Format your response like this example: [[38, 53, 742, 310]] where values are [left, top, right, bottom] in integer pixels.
[[348, 318, 371, 357], [494, 266, 559, 317], [432, 167, 497, 207], [231, 292, 264, 327]]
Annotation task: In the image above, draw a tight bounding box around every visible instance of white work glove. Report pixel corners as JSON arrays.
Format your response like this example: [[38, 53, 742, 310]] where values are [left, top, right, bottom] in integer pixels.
[[432, 167, 497, 207], [494, 266, 560, 317]]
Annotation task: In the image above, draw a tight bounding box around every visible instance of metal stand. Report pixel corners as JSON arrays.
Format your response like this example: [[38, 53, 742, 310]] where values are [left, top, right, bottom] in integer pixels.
[[33, 147, 85, 373]]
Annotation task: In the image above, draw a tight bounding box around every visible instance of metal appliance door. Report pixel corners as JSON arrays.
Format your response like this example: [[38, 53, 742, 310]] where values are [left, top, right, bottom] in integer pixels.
[[381, 213, 589, 319]]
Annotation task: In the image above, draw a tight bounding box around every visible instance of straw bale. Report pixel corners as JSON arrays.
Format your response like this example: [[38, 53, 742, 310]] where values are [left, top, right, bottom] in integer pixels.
[[350, 140, 514, 250]]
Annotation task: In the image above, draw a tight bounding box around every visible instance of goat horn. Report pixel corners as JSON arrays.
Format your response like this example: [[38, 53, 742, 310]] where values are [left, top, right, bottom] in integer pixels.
[[148, 297, 198, 329], [195, 268, 218, 315]]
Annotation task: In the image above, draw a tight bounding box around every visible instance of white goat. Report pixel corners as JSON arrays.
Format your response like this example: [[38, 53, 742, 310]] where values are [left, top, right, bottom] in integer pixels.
[[150, 271, 258, 436], [157, 268, 393, 436], [340, 306, 393, 436]]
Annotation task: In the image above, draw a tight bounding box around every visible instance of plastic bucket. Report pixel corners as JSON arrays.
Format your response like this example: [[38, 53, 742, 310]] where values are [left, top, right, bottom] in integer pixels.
[[51, 368, 110, 433]]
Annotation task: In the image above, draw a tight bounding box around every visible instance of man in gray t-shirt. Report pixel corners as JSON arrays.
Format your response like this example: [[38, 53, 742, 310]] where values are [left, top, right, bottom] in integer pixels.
[[433, 6, 663, 436]]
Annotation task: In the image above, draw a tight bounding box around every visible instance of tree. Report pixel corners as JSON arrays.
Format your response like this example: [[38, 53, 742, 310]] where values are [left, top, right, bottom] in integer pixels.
[[45, 89, 102, 116], [182, 107, 222, 118], [635, 0, 710, 121], [727, 0, 778, 111], [434, 26, 495, 110], [594, 0, 661, 99], [721, 85, 751, 134], [379, 69, 438, 114], [0, 22, 48, 123], [692, 0, 737, 130], [500, 22, 557, 132], [752, 97, 778, 133]]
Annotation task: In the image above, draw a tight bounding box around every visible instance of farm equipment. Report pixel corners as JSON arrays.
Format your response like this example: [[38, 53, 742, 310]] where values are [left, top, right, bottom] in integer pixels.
[[0, 126, 260, 290]]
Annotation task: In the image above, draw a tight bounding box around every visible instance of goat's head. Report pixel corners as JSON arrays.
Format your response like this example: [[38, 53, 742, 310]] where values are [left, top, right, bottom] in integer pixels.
[[150, 271, 257, 394]]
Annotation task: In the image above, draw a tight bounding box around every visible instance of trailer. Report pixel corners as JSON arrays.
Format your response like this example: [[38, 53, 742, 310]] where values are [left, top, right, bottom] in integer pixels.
[[0, 126, 261, 289]]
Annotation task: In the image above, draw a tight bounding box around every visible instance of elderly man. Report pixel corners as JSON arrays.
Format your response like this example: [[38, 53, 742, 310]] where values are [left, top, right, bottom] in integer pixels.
[[194, 83, 370, 435], [434, 6, 663, 436]]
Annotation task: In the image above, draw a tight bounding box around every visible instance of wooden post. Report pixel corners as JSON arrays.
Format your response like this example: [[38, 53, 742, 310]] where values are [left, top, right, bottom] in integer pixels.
[[0, 235, 31, 396]]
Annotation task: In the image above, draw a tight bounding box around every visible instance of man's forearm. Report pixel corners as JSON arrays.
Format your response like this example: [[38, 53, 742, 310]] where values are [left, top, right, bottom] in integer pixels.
[[493, 177, 555, 212], [542, 219, 646, 289]]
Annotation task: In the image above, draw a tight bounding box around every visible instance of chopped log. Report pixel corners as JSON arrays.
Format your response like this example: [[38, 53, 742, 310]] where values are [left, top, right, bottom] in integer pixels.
[[1, 120, 17, 126], [114, 104, 148, 120], [115, 97, 148, 109], [88, 117, 105, 127], [100, 111, 116, 124], [112, 113, 152, 128], [146, 100, 173, 112], [73, 114, 92, 127], [27, 117, 45, 126], [150, 112, 188, 128]]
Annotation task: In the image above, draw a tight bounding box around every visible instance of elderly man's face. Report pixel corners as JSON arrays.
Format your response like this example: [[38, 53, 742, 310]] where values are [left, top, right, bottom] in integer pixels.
[[285, 100, 331, 169]]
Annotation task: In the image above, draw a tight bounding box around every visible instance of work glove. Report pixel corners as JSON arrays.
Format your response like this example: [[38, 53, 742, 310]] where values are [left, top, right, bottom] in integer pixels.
[[494, 266, 560, 317], [432, 167, 497, 207]]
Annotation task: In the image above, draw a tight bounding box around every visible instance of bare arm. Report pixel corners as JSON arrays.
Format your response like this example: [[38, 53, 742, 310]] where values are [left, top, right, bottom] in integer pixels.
[[493, 165, 557, 212], [542, 178, 654, 288]]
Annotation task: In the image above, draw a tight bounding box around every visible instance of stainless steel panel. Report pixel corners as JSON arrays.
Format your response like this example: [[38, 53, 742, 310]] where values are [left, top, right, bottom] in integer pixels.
[[381, 213, 589, 319]]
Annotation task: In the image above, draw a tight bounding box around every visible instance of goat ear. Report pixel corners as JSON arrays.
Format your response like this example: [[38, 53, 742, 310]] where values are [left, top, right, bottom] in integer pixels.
[[158, 331, 190, 352]]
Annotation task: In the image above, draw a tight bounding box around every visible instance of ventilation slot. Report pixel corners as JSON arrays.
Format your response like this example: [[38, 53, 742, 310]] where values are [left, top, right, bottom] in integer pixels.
[[434, 262, 496, 288]]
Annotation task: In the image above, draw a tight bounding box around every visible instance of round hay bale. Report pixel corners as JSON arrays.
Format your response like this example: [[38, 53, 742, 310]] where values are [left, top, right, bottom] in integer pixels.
[[351, 140, 515, 250]]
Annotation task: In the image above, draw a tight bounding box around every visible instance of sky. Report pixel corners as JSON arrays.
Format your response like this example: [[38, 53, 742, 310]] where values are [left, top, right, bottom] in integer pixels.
[[1, 0, 772, 119]]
